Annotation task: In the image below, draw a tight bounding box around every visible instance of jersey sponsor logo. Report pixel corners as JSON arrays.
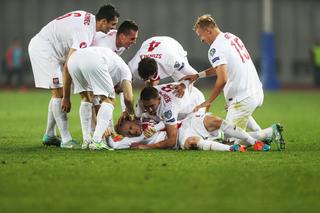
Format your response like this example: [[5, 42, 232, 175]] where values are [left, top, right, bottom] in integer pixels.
[[53, 78, 59, 85], [209, 48, 216, 57], [211, 56, 220, 64], [164, 110, 173, 119], [79, 42, 87, 48], [84, 12, 91, 25], [140, 54, 162, 59]]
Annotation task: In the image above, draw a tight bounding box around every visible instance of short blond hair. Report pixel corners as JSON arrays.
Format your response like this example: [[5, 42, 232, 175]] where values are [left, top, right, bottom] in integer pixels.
[[193, 14, 218, 30]]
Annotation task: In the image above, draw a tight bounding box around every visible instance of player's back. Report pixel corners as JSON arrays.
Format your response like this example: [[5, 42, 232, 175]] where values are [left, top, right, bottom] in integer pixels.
[[129, 36, 188, 80], [38, 11, 96, 61], [211, 32, 262, 100]]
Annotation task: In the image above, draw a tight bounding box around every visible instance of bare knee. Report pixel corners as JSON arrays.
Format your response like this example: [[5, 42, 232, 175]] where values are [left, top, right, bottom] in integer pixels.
[[184, 136, 201, 150], [80, 91, 93, 102], [204, 115, 223, 132], [51, 88, 63, 98]]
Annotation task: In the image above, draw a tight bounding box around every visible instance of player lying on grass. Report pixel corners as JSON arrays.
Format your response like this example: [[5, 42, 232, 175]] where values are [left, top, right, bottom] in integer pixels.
[[108, 111, 283, 151]]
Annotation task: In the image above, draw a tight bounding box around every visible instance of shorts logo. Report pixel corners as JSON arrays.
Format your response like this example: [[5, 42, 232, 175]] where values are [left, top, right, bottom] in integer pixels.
[[79, 42, 87, 48], [209, 48, 216, 57], [164, 110, 172, 119], [53, 78, 59, 85]]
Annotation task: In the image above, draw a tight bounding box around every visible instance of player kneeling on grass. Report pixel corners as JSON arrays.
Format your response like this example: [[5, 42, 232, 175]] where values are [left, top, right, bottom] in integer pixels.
[[66, 47, 135, 150]]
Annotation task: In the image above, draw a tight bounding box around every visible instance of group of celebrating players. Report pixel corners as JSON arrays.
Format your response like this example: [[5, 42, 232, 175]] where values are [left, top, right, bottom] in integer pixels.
[[28, 4, 285, 152]]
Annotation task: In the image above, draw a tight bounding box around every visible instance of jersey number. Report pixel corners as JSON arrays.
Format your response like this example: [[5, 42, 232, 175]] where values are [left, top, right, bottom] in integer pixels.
[[161, 84, 175, 92], [148, 41, 161, 52], [56, 12, 81, 20], [225, 34, 250, 63]]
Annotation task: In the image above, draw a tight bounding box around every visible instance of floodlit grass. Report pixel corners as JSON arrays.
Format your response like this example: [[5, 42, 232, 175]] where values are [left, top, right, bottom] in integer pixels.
[[0, 89, 320, 213]]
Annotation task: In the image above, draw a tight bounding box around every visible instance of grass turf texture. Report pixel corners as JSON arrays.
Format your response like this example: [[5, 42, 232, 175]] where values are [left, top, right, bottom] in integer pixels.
[[0, 90, 320, 213]]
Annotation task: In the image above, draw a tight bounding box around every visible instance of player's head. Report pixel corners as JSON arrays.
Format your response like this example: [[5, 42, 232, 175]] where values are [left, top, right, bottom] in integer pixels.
[[193, 14, 219, 45], [96, 4, 120, 33], [138, 58, 158, 81], [116, 20, 139, 49], [115, 116, 142, 137], [140, 86, 160, 115]]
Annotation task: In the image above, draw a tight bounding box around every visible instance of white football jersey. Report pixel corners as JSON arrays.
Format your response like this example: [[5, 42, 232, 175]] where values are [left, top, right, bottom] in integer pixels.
[[208, 32, 263, 102], [128, 36, 196, 82], [92, 30, 126, 55], [37, 11, 96, 63], [154, 83, 198, 125], [77, 47, 132, 86]]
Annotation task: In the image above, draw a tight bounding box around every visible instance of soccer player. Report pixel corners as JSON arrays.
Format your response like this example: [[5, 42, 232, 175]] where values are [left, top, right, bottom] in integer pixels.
[[92, 20, 139, 55], [113, 112, 281, 152], [183, 14, 266, 133], [66, 47, 134, 150], [91, 20, 139, 113], [28, 5, 120, 148], [128, 36, 198, 96]]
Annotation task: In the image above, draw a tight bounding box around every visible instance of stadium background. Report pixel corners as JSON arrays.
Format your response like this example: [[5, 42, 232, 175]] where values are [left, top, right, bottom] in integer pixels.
[[0, 0, 319, 87]]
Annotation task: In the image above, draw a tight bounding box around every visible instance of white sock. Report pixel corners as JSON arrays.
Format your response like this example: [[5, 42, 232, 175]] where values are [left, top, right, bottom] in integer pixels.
[[248, 127, 273, 140], [80, 101, 93, 141], [220, 120, 256, 145], [51, 98, 72, 143], [247, 116, 261, 131], [45, 98, 56, 136], [197, 139, 230, 151], [92, 102, 114, 142], [120, 92, 126, 112]]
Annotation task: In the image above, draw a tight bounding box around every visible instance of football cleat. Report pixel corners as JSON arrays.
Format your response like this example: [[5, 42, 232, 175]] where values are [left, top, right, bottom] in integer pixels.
[[89, 140, 114, 151], [81, 140, 91, 150], [230, 144, 246, 152], [60, 139, 80, 149], [42, 135, 61, 147], [272, 123, 285, 151], [253, 141, 271, 151]]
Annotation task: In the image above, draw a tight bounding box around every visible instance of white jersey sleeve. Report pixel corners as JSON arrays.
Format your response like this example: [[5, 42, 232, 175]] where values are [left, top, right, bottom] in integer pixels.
[[92, 30, 125, 55], [208, 43, 227, 68]]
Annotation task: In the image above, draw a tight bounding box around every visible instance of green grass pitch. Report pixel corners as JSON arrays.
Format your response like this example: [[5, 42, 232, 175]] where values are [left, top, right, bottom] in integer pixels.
[[0, 90, 320, 213]]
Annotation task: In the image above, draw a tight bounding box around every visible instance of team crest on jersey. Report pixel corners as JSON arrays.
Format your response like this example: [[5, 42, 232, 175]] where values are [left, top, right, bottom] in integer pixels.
[[53, 78, 59, 85], [164, 110, 173, 119], [174, 61, 181, 69], [209, 48, 216, 57], [79, 42, 87, 48]]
